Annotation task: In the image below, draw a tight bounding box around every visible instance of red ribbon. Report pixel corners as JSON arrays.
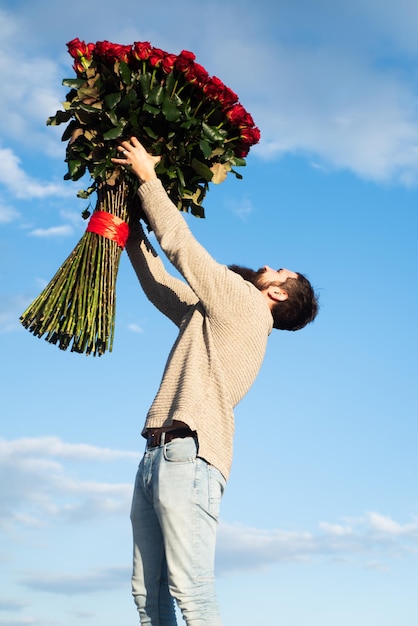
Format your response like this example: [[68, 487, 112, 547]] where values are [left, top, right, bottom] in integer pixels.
[[86, 211, 130, 249]]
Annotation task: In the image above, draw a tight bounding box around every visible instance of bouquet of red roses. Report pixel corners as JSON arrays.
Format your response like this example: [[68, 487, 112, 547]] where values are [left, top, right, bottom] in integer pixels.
[[20, 38, 260, 356]]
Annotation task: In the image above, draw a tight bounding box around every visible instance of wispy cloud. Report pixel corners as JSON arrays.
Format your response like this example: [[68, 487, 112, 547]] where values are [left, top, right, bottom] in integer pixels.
[[0, 147, 69, 200], [3, 1, 418, 186], [1, 437, 417, 578], [216, 513, 418, 574], [127, 323, 144, 334], [0, 437, 138, 528], [0, 9, 63, 155], [0, 295, 29, 334], [227, 196, 254, 221], [21, 566, 130, 596], [0, 436, 138, 461], [0, 617, 39, 626], [28, 225, 74, 238], [0, 202, 20, 223], [0, 600, 27, 612]]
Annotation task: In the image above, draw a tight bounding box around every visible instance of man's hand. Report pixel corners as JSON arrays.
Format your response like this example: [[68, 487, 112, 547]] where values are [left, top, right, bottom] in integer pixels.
[[111, 137, 160, 183]]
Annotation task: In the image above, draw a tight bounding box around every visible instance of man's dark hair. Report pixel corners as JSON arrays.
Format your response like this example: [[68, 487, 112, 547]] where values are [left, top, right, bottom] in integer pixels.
[[272, 273, 319, 331]]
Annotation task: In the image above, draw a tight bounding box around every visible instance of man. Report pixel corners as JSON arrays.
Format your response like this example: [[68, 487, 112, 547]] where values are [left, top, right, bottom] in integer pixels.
[[112, 138, 318, 625]]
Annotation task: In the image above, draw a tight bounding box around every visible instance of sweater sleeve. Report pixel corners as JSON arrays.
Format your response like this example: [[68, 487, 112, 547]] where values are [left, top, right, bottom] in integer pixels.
[[138, 179, 265, 322], [125, 220, 198, 327]]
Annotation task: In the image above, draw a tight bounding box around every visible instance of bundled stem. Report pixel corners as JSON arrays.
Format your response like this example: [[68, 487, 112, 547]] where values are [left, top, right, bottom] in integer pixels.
[[20, 178, 137, 356]]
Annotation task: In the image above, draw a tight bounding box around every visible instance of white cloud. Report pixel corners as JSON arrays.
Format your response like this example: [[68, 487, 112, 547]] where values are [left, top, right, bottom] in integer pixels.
[[2, 435, 417, 575], [0, 600, 27, 612], [3, 1, 418, 185], [0, 147, 69, 200], [0, 10, 63, 153], [0, 295, 29, 334], [227, 196, 254, 221], [28, 225, 73, 238], [0, 437, 138, 528], [0, 617, 38, 626], [0, 436, 138, 462], [0, 202, 20, 223], [20, 566, 130, 596], [127, 323, 144, 334], [185, 1, 418, 185], [216, 513, 418, 574]]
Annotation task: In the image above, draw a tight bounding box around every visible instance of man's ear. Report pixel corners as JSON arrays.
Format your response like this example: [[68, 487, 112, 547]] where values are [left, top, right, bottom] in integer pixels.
[[267, 286, 288, 302]]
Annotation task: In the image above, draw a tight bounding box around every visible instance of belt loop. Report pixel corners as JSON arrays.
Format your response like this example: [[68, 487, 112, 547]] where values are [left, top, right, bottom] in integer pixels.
[[160, 432, 166, 446]]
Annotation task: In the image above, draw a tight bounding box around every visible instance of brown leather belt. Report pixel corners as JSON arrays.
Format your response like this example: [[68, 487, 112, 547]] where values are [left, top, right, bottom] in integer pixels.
[[146, 428, 195, 448]]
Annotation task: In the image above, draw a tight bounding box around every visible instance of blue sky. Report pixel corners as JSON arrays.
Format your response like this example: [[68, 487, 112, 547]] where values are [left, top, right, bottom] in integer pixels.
[[1, 1, 418, 625]]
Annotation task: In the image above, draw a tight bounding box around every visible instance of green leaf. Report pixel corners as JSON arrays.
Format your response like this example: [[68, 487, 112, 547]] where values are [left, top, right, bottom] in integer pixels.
[[191, 158, 213, 181], [91, 161, 108, 180], [139, 73, 151, 98], [47, 110, 72, 126], [199, 139, 212, 159], [78, 102, 103, 112], [230, 156, 247, 167], [176, 167, 186, 187], [103, 122, 126, 140], [104, 92, 122, 110], [67, 159, 86, 180], [231, 168, 243, 180], [61, 120, 79, 142], [211, 162, 230, 184], [143, 103, 160, 116], [190, 203, 205, 218], [148, 84, 165, 106], [142, 125, 159, 140], [119, 61, 132, 86], [74, 109, 97, 125], [77, 187, 94, 199], [62, 78, 85, 88], [162, 97, 180, 122], [202, 122, 227, 143], [121, 88, 138, 111], [106, 109, 119, 126], [180, 117, 199, 130], [165, 72, 176, 93]]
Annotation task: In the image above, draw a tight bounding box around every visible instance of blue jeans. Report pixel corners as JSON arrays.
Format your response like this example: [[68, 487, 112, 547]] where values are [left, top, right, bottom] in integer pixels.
[[130, 435, 226, 625]]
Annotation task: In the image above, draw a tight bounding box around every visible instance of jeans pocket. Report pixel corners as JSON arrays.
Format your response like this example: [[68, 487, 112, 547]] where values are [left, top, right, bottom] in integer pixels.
[[163, 436, 197, 463], [207, 464, 226, 520]]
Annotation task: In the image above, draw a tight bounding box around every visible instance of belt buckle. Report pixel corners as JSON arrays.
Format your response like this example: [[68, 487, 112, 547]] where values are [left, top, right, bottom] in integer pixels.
[[147, 431, 162, 448]]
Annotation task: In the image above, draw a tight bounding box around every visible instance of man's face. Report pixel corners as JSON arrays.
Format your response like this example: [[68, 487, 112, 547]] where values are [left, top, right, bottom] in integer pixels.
[[255, 266, 298, 290]]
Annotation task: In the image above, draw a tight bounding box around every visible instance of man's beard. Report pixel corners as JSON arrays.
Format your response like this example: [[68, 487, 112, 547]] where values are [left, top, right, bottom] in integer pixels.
[[228, 265, 271, 290]]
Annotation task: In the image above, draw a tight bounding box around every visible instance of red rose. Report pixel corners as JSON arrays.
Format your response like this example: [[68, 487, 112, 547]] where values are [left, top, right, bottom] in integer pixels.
[[203, 76, 225, 100], [184, 62, 209, 87], [235, 144, 250, 158], [161, 53, 177, 74], [240, 126, 261, 145], [67, 38, 93, 59], [72, 59, 84, 76], [95, 40, 131, 63], [148, 47, 165, 68], [86, 43, 95, 59], [201, 76, 237, 107], [175, 50, 196, 72], [132, 41, 152, 61], [221, 85, 238, 108], [225, 104, 254, 128]]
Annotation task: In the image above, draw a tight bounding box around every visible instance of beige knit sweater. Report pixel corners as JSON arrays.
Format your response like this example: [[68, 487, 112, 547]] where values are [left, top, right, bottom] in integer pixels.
[[126, 179, 273, 480]]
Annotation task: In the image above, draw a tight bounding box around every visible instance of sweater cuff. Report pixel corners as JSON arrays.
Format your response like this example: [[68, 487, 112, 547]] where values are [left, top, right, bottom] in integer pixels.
[[137, 178, 164, 200]]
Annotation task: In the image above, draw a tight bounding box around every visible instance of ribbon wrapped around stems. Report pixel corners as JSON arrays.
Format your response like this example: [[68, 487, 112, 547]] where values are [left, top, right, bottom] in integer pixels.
[[20, 179, 138, 356], [86, 211, 130, 249]]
